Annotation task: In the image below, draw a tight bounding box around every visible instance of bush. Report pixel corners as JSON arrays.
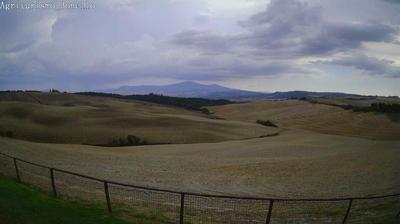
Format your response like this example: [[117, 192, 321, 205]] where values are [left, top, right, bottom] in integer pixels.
[[107, 135, 146, 147], [201, 108, 212, 115], [0, 131, 14, 138], [256, 120, 278, 128], [127, 135, 141, 145]]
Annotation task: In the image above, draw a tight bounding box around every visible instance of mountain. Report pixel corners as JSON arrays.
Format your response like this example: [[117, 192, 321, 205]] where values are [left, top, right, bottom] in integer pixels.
[[98, 81, 269, 100], [97, 81, 357, 101]]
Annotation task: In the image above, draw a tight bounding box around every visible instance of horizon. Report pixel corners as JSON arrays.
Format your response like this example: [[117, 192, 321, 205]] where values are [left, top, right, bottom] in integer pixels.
[[2, 80, 398, 97], [1, 0, 400, 96]]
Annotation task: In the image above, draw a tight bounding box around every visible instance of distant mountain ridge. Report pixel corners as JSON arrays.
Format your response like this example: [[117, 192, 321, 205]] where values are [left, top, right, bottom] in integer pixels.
[[98, 81, 357, 101]]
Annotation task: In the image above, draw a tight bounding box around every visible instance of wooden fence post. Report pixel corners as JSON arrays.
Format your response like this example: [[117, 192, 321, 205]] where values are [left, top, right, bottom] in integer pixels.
[[104, 181, 112, 213], [179, 193, 185, 224], [50, 168, 57, 197], [266, 199, 274, 224], [13, 158, 21, 183], [342, 199, 353, 224]]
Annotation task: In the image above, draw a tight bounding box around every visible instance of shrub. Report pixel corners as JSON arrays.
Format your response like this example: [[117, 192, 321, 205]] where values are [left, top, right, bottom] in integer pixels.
[[107, 135, 146, 147], [201, 108, 212, 115], [0, 131, 14, 138], [259, 132, 280, 138], [127, 135, 141, 145], [256, 120, 278, 128]]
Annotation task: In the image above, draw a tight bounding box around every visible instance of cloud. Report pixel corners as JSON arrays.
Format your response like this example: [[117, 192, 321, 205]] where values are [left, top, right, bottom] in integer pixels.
[[1, 0, 400, 92], [384, 0, 400, 4], [174, 0, 399, 59], [321, 53, 400, 77], [171, 30, 233, 55], [0, 11, 56, 53]]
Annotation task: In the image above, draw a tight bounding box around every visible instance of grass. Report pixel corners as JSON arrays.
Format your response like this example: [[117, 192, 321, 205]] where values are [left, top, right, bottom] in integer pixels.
[[0, 175, 170, 224]]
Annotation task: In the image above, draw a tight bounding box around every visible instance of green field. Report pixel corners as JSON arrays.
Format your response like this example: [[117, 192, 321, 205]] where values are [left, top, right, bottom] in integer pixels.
[[0, 175, 171, 224]]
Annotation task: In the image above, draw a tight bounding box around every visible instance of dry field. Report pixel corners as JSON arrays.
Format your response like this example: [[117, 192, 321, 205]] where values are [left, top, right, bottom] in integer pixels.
[[0, 94, 400, 198], [0, 92, 276, 145], [209, 100, 400, 141], [1, 93, 399, 223], [0, 95, 399, 198], [0, 129, 399, 198]]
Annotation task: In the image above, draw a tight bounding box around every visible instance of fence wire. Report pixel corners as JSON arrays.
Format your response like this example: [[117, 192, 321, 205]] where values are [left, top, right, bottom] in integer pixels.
[[0, 154, 14, 176], [109, 183, 181, 223], [54, 170, 106, 204], [0, 152, 399, 224], [347, 196, 400, 224], [184, 195, 269, 224], [18, 161, 51, 192], [270, 200, 348, 224]]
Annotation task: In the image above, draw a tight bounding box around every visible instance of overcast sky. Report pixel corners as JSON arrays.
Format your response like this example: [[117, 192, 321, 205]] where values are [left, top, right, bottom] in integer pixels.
[[1, 0, 400, 95]]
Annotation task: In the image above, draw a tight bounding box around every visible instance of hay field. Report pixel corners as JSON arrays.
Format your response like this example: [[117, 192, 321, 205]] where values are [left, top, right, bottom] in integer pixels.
[[0, 94, 399, 199], [0, 130, 399, 198], [0, 92, 276, 145], [209, 100, 400, 140]]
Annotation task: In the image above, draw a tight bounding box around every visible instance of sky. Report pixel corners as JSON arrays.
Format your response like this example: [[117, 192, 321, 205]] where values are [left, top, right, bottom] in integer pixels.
[[1, 0, 400, 95]]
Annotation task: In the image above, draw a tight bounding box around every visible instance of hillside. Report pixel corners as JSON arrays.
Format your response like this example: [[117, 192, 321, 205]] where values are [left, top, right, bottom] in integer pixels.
[[209, 99, 400, 141], [1, 130, 399, 198], [0, 91, 277, 145], [97, 81, 357, 101], [75, 92, 232, 111], [0, 91, 399, 199]]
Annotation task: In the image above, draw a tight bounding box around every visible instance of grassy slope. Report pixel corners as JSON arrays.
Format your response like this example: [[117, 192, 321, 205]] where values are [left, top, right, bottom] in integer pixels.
[[0, 92, 276, 145], [0, 175, 169, 224]]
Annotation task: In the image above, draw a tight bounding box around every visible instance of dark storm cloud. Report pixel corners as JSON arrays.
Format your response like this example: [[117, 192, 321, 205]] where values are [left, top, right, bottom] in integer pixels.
[[179, 57, 319, 80], [171, 30, 233, 55], [321, 53, 400, 77], [385, 0, 400, 4], [1, 0, 400, 92], [173, 0, 399, 59], [298, 22, 398, 56]]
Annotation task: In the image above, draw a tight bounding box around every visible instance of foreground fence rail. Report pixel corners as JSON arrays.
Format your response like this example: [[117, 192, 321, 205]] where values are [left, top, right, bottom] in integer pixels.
[[0, 152, 399, 224]]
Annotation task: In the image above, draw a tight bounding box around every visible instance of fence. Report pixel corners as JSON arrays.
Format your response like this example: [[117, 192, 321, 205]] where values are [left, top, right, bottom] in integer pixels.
[[0, 151, 399, 224]]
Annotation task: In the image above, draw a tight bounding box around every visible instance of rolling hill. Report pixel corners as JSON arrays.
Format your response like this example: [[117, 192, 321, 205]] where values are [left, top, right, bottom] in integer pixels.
[[209, 99, 400, 140], [97, 81, 357, 101], [0, 91, 399, 199], [0, 91, 277, 145]]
